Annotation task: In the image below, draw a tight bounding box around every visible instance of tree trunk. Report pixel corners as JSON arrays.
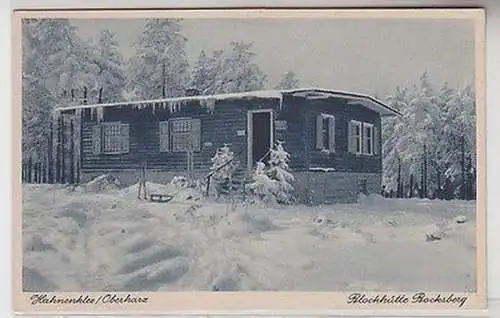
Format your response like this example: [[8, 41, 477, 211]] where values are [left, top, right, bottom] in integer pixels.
[[55, 116, 62, 183], [83, 86, 88, 104], [61, 116, 66, 184], [409, 174, 414, 198], [397, 157, 402, 198], [98, 87, 103, 103], [69, 119, 75, 184], [423, 144, 427, 198], [47, 121, 53, 184], [460, 135, 465, 199], [436, 167, 441, 199], [162, 63, 167, 98]]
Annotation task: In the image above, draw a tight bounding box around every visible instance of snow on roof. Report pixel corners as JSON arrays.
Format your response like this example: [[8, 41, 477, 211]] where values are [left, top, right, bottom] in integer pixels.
[[57, 87, 401, 116]]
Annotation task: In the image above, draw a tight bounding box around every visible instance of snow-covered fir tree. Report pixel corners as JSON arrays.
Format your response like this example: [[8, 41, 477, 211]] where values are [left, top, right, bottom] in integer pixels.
[[127, 19, 189, 100], [209, 144, 237, 197], [274, 70, 300, 89], [189, 41, 267, 95], [267, 141, 295, 204], [89, 29, 126, 103], [247, 161, 277, 203], [22, 19, 100, 160], [382, 72, 476, 199]]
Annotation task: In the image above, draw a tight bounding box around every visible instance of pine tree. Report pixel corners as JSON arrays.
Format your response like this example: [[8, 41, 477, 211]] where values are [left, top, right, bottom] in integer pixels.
[[188, 41, 267, 95], [267, 141, 295, 204], [382, 73, 476, 199], [89, 29, 126, 103], [248, 161, 277, 203], [127, 19, 189, 100], [274, 70, 300, 89], [22, 19, 98, 160], [209, 144, 236, 197]]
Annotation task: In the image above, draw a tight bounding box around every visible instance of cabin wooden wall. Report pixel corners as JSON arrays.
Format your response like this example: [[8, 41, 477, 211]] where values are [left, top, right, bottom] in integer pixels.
[[80, 98, 283, 173], [77, 95, 382, 177], [301, 97, 382, 174]]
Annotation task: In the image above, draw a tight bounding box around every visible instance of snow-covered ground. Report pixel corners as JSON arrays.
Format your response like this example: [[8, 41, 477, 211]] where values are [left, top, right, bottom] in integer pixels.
[[22, 181, 476, 292]]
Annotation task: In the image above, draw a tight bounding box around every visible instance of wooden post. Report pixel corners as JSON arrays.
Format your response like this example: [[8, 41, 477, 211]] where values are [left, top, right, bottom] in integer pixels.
[[138, 161, 148, 200], [69, 119, 75, 184], [47, 121, 54, 184], [206, 175, 211, 197]]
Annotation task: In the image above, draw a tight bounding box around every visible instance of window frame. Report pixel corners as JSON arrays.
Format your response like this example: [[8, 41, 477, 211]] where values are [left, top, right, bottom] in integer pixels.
[[317, 113, 336, 153], [100, 122, 129, 155], [363, 122, 374, 156], [159, 117, 201, 153], [351, 120, 363, 155]]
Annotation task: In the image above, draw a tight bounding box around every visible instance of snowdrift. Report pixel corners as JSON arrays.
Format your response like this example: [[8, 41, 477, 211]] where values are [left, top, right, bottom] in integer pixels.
[[22, 185, 477, 292]]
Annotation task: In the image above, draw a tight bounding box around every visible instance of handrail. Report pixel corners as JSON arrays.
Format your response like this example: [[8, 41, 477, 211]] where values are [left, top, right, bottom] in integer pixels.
[[256, 148, 272, 164], [205, 147, 246, 179]]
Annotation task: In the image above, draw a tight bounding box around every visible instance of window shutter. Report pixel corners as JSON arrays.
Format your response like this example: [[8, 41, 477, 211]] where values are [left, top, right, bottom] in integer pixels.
[[190, 119, 201, 151], [92, 124, 101, 155], [328, 116, 335, 152], [121, 123, 130, 153], [316, 115, 323, 149], [348, 121, 356, 153], [159, 121, 170, 152], [373, 126, 379, 155]]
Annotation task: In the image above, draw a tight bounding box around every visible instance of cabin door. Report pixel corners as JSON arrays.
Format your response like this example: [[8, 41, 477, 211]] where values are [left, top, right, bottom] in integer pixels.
[[247, 109, 273, 169]]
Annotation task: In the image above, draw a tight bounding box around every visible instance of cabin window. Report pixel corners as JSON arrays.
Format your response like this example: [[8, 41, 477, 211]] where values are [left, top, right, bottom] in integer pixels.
[[159, 118, 201, 152], [348, 120, 362, 154], [363, 123, 374, 155], [316, 114, 335, 152], [349, 120, 378, 156], [92, 122, 130, 155]]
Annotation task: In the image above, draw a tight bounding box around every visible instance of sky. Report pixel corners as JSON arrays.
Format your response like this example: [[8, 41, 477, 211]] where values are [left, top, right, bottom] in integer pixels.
[[71, 18, 475, 98]]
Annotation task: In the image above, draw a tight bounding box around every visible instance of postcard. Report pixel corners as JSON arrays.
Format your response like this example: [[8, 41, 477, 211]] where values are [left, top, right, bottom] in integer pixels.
[[12, 8, 486, 314]]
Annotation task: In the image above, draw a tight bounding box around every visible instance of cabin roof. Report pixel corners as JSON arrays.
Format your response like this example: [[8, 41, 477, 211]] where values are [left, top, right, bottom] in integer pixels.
[[56, 87, 401, 117]]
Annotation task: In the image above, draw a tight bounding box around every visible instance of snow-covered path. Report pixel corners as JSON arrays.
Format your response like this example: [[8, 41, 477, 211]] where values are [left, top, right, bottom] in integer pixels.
[[22, 184, 477, 292]]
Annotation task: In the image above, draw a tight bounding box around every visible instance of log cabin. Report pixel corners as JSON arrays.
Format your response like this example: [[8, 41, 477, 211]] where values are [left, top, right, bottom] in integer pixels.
[[53, 87, 401, 204]]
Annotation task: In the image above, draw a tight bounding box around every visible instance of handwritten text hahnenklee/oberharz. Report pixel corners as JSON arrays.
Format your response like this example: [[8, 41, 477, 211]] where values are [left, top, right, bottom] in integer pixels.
[[347, 292, 468, 307], [30, 293, 149, 305]]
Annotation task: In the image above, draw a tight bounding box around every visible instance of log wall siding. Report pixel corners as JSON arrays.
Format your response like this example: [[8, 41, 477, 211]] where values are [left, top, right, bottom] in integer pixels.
[[77, 95, 381, 174], [80, 98, 305, 172], [302, 97, 382, 173]]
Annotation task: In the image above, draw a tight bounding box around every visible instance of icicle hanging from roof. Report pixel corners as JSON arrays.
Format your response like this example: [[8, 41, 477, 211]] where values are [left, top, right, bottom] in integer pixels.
[[96, 106, 104, 122], [75, 107, 82, 122], [52, 108, 61, 121], [278, 92, 284, 111], [200, 98, 216, 114]]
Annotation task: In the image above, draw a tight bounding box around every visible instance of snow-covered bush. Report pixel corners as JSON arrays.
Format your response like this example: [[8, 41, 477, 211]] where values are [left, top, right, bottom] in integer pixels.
[[84, 174, 121, 193], [210, 144, 237, 197], [169, 176, 189, 189], [247, 161, 277, 203], [267, 141, 295, 204]]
